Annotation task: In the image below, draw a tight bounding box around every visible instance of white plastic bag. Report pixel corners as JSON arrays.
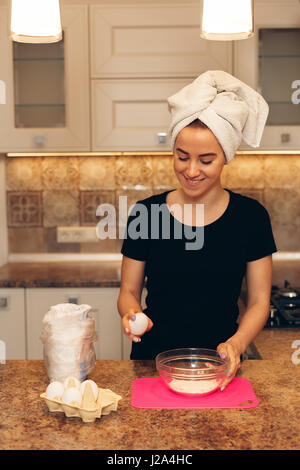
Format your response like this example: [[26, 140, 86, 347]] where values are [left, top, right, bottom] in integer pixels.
[[40, 303, 98, 383]]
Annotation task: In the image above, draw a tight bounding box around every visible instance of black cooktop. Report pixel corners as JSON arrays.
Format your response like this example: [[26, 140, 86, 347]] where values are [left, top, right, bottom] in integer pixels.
[[268, 283, 300, 327]]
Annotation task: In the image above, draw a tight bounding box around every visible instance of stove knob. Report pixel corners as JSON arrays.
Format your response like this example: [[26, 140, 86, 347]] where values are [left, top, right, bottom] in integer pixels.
[[269, 308, 278, 327], [270, 308, 277, 318]]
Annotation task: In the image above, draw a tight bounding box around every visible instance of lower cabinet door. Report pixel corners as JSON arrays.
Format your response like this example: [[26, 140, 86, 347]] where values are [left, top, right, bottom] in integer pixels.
[[0, 288, 26, 359], [26, 287, 122, 360], [91, 287, 122, 360]]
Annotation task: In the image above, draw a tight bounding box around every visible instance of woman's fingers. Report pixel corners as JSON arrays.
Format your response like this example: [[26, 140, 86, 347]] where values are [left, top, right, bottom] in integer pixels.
[[122, 311, 153, 343], [146, 318, 154, 331], [122, 312, 140, 342], [217, 342, 241, 391], [124, 320, 140, 342]]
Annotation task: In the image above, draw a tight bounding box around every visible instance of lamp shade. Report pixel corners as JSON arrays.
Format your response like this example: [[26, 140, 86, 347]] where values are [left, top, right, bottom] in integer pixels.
[[10, 0, 62, 43], [200, 0, 254, 41]]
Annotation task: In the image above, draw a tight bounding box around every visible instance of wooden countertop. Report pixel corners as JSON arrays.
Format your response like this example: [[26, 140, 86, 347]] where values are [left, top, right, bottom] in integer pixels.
[[0, 329, 299, 451], [0, 257, 299, 288], [0, 260, 122, 288]]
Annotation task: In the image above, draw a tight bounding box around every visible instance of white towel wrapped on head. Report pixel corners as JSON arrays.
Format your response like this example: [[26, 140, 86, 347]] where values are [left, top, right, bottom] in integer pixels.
[[167, 70, 269, 164]]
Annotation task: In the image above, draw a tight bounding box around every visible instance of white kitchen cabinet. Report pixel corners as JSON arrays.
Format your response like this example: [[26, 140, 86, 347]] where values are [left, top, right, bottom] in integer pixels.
[[26, 287, 122, 360], [90, 2, 233, 151], [93, 287, 122, 360], [0, 4, 90, 152], [0, 288, 26, 359], [234, 1, 300, 150], [92, 78, 191, 151], [90, 3, 233, 79]]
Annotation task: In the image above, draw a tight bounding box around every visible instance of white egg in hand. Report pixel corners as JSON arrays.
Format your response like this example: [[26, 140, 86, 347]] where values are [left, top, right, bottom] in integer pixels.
[[129, 312, 149, 336], [61, 387, 82, 405], [46, 381, 64, 399], [80, 380, 98, 400]]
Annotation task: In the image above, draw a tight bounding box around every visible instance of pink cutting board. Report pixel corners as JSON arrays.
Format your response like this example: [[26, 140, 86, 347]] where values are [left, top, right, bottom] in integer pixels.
[[131, 377, 259, 409]]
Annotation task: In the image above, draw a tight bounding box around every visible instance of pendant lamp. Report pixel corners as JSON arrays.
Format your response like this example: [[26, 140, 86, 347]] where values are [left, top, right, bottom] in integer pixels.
[[10, 0, 62, 43], [200, 0, 254, 41]]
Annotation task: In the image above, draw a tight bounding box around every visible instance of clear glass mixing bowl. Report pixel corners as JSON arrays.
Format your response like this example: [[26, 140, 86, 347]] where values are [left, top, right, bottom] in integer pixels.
[[156, 348, 230, 397]]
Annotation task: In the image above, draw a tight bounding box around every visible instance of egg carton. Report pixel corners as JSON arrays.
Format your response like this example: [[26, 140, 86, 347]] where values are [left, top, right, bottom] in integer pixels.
[[40, 379, 122, 423]]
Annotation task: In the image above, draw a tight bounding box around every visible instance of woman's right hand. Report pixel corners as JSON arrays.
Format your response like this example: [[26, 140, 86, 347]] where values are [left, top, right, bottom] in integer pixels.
[[122, 309, 153, 343]]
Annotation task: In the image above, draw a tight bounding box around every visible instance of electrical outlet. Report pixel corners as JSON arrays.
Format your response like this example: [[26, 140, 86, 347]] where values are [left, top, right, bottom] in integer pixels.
[[57, 227, 98, 243], [0, 80, 6, 104]]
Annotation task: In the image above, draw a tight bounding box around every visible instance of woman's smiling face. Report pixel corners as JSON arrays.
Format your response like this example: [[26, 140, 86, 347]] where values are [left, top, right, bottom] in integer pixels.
[[173, 123, 226, 198]]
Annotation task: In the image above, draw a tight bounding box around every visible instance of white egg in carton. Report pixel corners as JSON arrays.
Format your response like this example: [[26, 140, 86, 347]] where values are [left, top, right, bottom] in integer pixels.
[[40, 377, 122, 423]]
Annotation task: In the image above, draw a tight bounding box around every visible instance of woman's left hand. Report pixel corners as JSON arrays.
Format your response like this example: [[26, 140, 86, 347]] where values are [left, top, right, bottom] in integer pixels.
[[216, 339, 242, 391]]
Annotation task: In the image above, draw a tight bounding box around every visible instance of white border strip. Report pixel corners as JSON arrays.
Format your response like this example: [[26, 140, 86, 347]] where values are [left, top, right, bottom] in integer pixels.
[[8, 253, 123, 262]]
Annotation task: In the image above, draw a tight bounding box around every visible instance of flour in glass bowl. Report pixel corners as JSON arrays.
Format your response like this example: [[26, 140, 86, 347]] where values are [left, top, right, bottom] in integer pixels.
[[169, 378, 220, 395]]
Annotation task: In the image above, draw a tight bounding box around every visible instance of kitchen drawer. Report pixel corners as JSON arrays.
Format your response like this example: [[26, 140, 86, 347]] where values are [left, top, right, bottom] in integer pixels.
[[0, 288, 26, 359]]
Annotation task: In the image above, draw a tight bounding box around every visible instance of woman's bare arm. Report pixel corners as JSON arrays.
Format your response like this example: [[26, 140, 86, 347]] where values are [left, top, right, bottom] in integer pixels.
[[217, 254, 272, 389], [230, 254, 273, 353], [117, 256, 153, 342]]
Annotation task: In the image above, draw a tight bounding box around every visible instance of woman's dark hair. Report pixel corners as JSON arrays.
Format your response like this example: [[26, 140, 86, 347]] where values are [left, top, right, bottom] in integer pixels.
[[187, 119, 209, 129]]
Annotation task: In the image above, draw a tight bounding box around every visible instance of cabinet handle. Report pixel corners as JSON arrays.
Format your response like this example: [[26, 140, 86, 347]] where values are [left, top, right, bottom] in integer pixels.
[[281, 133, 290, 143], [34, 135, 45, 147], [157, 132, 167, 144], [0, 297, 9, 309], [67, 297, 79, 304]]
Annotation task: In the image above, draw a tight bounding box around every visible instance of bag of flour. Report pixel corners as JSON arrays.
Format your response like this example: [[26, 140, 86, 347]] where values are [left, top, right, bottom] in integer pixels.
[[40, 303, 97, 383]]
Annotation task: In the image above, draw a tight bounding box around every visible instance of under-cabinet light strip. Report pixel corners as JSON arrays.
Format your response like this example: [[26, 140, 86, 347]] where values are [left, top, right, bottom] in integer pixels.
[[5, 150, 300, 157], [7, 252, 300, 263]]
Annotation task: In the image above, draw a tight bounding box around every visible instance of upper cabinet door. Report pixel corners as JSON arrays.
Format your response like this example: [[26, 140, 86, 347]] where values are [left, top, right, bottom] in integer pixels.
[[234, 1, 300, 151], [0, 5, 90, 152], [92, 78, 191, 151], [90, 4, 233, 79]]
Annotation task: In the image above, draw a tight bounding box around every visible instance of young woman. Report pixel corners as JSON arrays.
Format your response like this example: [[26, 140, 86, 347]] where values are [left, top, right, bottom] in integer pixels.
[[117, 71, 277, 390]]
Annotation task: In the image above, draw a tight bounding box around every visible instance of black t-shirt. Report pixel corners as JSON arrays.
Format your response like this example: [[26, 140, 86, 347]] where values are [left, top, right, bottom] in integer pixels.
[[121, 189, 277, 360]]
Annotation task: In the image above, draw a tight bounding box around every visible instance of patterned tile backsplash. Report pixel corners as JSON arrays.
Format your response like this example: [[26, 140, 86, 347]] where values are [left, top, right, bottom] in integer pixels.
[[5, 154, 300, 253], [7, 191, 43, 227]]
